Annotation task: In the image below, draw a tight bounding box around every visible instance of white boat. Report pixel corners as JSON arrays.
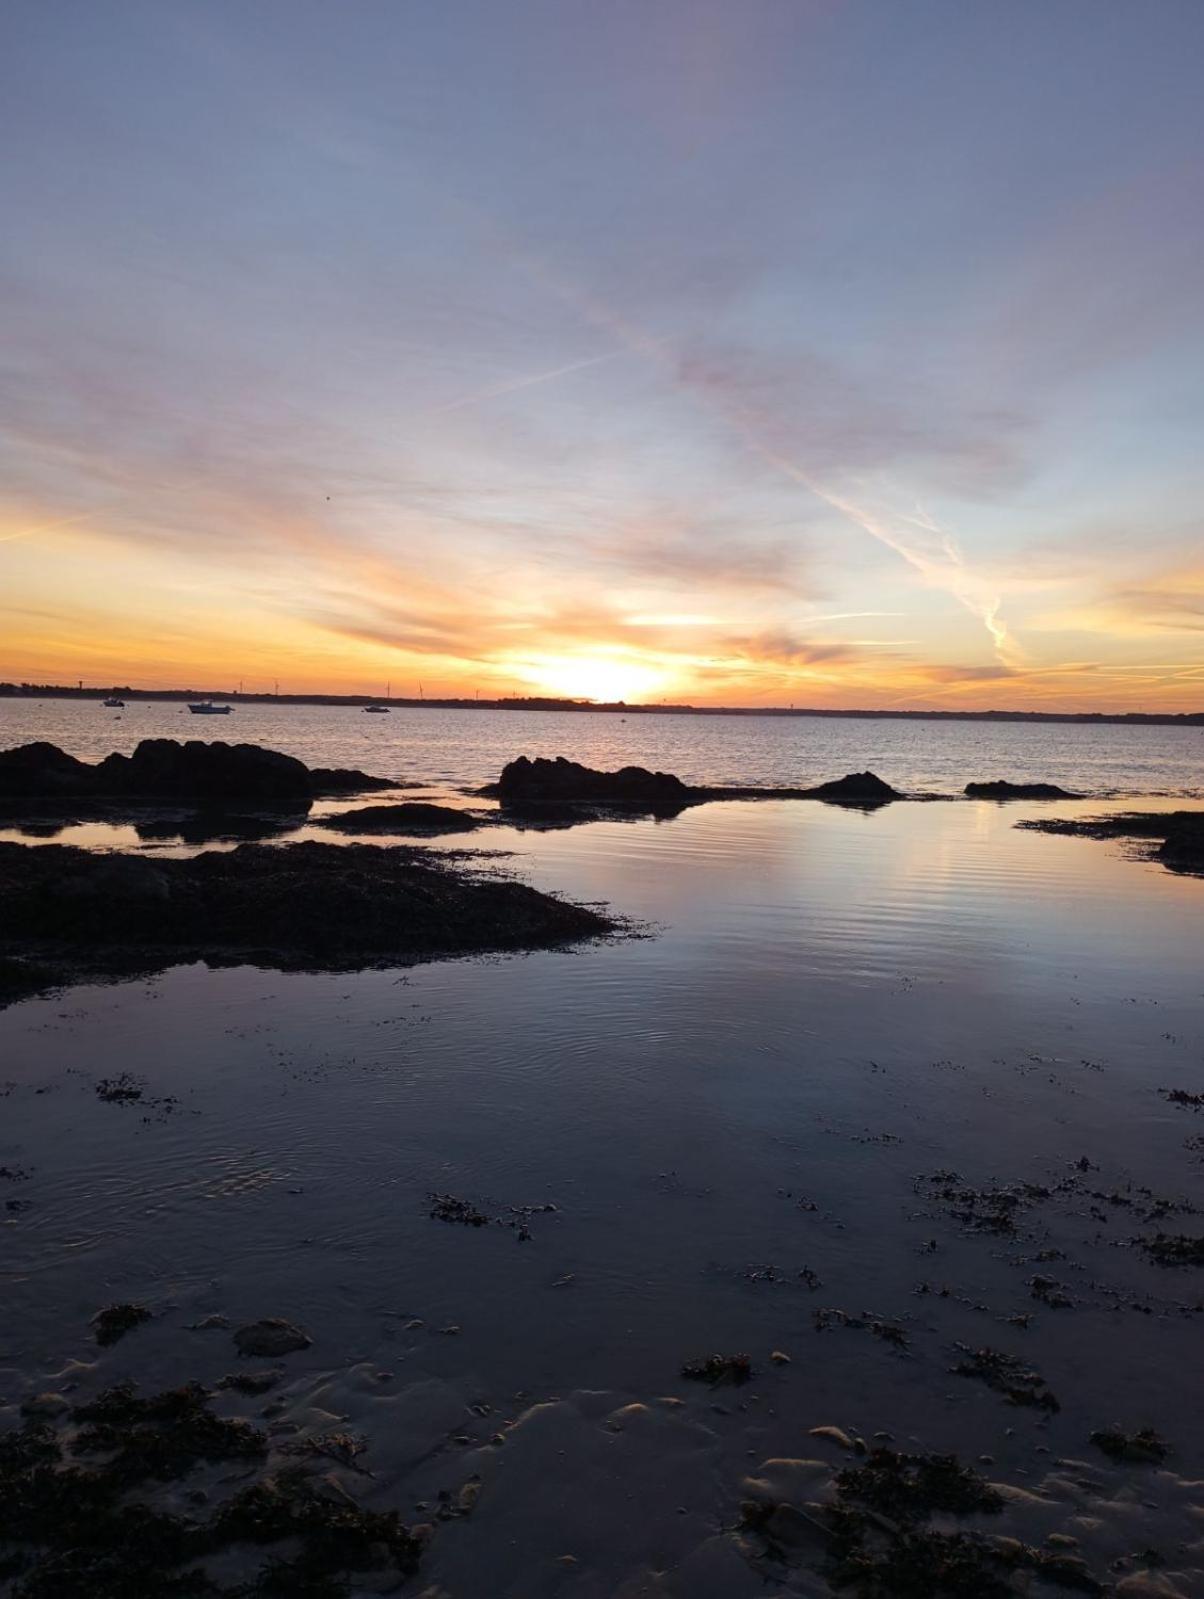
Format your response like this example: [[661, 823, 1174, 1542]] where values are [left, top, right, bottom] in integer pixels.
[[363, 704, 390, 714], [102, 696, 125, 708], [188, 702, 232, 715]]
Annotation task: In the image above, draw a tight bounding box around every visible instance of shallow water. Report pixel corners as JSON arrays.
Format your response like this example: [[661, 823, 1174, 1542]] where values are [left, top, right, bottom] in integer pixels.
[[2, 710, 1204, 1592]]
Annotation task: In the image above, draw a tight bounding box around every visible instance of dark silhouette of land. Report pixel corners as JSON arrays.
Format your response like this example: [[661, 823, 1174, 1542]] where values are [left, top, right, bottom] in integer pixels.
[[2, 681, 1202, 726]]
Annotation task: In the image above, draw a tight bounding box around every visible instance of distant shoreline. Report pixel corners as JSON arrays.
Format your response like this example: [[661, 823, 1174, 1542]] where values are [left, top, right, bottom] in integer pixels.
[[2, 683, 1202, 727]]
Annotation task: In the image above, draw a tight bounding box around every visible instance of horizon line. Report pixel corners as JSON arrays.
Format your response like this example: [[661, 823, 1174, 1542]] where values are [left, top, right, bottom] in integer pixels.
[[1, 681, 1201, 726]]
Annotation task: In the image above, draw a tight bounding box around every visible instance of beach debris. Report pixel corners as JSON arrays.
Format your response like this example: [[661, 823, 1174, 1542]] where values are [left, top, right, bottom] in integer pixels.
[[428, 1191, 557, 1240], [950, 1344, 1060, 1411], [1028, 1274, 1074, 1308], [1137, 1232, 1204, 1266], [217, 1368, 281, 1396], [740, 1444, 1104, 1595], [1089, 1426, 1169, 1464], [917, 1170, 1053, 1236], [680, 1353, 753, 1386], [91, 1302, 153, 1347], [1161, 1088, 1204, 1109], [73, 1381, 266, 1483], [836, 1448, 1004, 1520], [814, 1307, 909, 1350], [0, 1375, 428, 1592], [233, 1317, 312, 1357], [95, 1073, 144, 1103]]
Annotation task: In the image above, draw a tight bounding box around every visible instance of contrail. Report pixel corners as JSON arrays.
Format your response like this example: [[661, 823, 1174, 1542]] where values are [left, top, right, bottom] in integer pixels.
[[0, 510, 95, 544], [468, 207, 1017, 661], [428, 350, 623, 416]]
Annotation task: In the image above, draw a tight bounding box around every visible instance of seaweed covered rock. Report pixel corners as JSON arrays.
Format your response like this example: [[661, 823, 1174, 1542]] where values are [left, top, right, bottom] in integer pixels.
[[0, 740, 393, 806], [0, 839, 616, 1002], [0, 742, 99, 799], [965, 780, 1080, 800], [490, 755, 692, 814], [94, 740, 312, 801], [319, 803, 479, 834], [309, 765, 396, 795], [801, 771, 900, 804], [1021, 810, 1204, 876]]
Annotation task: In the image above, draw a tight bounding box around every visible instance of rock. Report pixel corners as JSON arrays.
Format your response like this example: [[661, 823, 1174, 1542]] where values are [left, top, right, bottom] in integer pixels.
[[0, 839, 617, 1003], [309, 766, 396, 795], [233, 1318, 312, 1357], [965, 780, 1080, 800], [0, 740, 393, 806], [92, 1302, 153, 1346], [490, 755, 692, 814], [801, 770, 900, 803], [95, 739, 313, 801], [319, 803, 479, 834], [0, 742, 97, 799]]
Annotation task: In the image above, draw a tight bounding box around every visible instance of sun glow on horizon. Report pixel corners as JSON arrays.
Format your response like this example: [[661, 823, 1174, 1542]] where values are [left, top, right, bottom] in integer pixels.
[[518, 653, 675, 704]]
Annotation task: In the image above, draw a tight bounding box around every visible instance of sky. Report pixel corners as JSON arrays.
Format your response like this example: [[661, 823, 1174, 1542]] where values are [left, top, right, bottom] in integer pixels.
[[2, 0, 1203, 709]]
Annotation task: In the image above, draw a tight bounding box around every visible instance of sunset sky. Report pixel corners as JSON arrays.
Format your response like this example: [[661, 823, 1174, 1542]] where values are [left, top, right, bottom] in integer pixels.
[[3, 1, 1203, 709]]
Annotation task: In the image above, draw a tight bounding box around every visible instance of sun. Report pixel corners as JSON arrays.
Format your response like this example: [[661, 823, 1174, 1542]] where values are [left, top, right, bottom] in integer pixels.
[[520, 653, 670, 704]]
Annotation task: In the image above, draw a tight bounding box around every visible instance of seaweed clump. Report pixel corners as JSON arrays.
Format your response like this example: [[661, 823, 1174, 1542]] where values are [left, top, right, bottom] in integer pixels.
[[1090, 1426, 1169, 1464], [91, 1303, 153, 1347], [740, 1445, 1101, 1597], [0, 1384, 427, 1598], [836, 1449, 1003, 1520], [950, 1345, 1060, 1411], [73, 1382, 266, 1485], [1138, 1232, 1204, 1266], [680, 1353, 753, 1385]]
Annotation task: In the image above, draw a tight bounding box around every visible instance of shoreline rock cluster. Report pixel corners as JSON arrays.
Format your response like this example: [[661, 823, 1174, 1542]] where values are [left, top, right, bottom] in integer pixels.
[[1020, 810, 1204, 874], [481, 755, 904, 815], [0, 839, 616, 1004], [0, 738, 392, 806]]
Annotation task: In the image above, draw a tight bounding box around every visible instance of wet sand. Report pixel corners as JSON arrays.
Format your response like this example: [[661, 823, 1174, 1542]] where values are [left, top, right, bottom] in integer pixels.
[[2, 795, 1203, 1594]]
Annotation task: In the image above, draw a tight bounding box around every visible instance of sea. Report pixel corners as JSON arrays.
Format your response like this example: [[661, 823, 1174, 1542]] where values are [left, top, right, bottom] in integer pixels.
[[1, 699, 1202, 1595]]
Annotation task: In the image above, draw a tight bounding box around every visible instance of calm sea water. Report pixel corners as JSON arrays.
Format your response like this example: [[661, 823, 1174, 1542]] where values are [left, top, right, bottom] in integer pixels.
[[2, 700, 1203, 1591], [2, 696, 1202, 795]]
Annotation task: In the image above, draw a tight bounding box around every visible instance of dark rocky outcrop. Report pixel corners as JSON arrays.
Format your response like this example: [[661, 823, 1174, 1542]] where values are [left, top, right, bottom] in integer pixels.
[[796, 770, 901, 804], [309, 765, 396, 795], [965, 780, 1080, 800], [1020, 810, 1204, 876], [0, 740, 392, 806], [486, 755, 692, 814], [319, 803, 479, 834], [480, 756, 902, 818], [0, 839, 617, 1004], [94, 740, 311, 800], [0, 741, 99, 799]]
